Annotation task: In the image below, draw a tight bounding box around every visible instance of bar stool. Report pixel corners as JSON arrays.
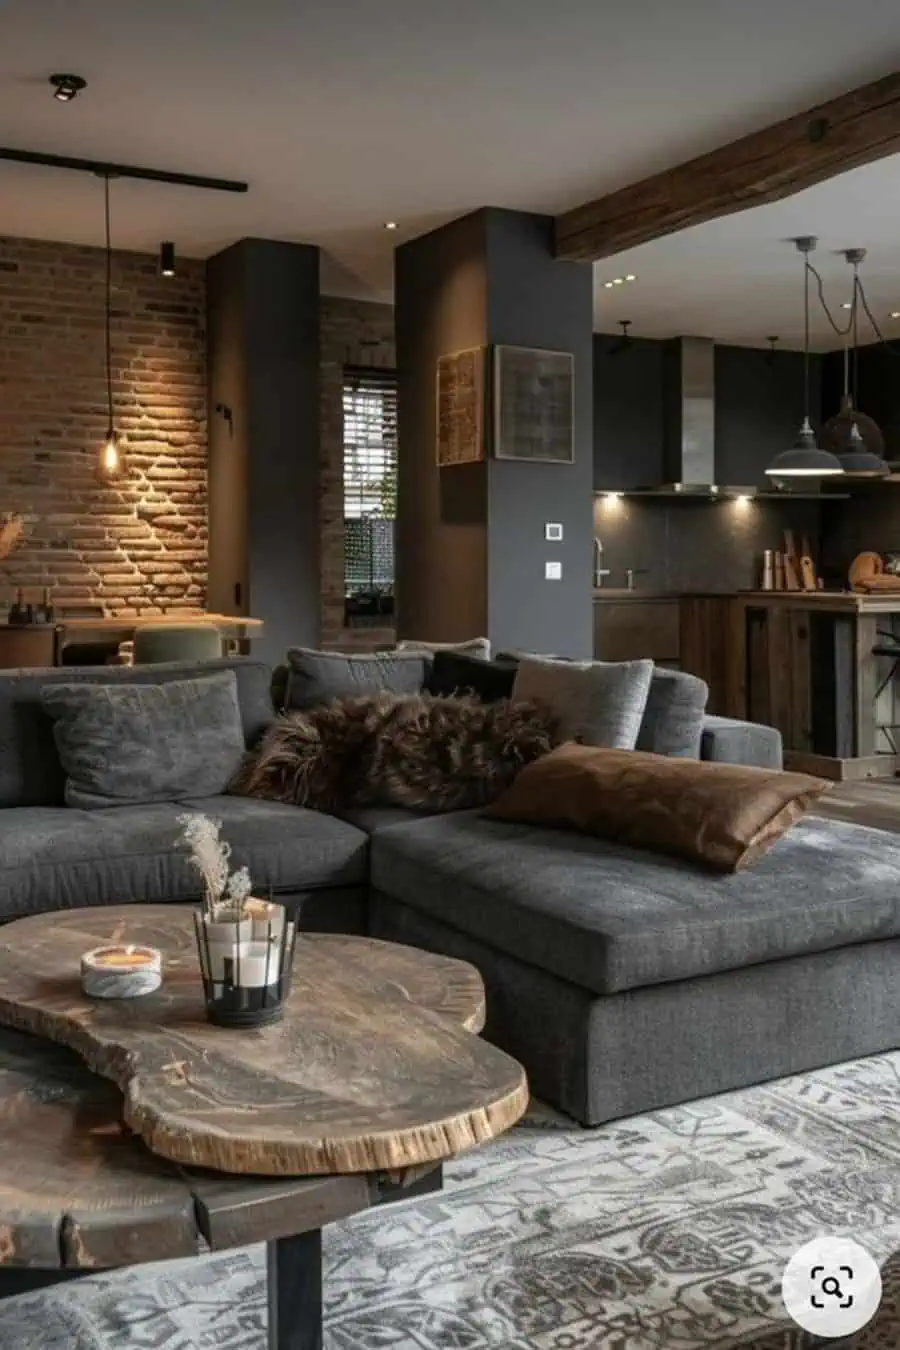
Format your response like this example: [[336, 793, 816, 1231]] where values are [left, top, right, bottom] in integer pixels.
[[872, 628, 900, 751]]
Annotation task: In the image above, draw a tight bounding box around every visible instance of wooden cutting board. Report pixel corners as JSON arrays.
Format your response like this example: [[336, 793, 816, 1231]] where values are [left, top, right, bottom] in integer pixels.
[[799, 534, 817, 591], [783, 530, 801, 591]]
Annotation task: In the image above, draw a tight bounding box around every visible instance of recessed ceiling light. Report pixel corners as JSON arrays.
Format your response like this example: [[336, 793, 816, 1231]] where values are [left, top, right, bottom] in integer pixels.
[[891, 311, 900, 319], [49, 73, 87, 102], [624, 274, 636, 282], [603, 281, 614, 289], [612, 277, 624, 285], [384, 221, 398, 231], [841, 302, 852, 310]]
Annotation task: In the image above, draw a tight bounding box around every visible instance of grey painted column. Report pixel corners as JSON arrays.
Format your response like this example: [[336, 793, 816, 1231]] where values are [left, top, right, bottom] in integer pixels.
[[395, 208, 594, 659], [207, 239, 320, 665]]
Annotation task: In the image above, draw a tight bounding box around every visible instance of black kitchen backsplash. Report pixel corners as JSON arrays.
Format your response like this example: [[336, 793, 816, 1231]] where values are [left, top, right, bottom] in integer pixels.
[[592, 496, 824, 594]]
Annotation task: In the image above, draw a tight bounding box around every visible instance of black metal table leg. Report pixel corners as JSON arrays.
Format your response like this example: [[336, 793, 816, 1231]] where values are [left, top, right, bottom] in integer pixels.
[[0, 1267, 89, 1299], [267, 1229, 323, 1350]]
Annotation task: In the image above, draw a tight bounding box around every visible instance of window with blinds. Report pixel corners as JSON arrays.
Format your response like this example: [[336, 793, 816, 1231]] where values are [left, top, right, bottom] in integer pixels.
[[343, 367, 397, 613]]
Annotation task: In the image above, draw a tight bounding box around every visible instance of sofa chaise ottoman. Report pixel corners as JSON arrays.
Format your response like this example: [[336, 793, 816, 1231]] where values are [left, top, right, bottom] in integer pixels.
[[365, 807, 900, 1125]]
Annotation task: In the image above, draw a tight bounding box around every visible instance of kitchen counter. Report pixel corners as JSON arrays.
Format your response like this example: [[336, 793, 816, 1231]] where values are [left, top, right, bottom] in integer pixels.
[[592, 590, 726, 601], [737, 590, 900, 613]]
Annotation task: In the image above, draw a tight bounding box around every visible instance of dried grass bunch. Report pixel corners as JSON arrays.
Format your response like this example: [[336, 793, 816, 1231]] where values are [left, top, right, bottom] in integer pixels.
[[177, 813, 253, 919]]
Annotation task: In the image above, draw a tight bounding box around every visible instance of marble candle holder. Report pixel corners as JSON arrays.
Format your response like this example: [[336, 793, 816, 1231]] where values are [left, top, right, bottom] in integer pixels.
[[81, 944, 162, 1000]]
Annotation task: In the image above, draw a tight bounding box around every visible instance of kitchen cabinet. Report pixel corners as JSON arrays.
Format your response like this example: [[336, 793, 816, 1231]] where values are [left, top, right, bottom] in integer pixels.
[[731, 592, 900, 779], [593, 597, 680, 663]]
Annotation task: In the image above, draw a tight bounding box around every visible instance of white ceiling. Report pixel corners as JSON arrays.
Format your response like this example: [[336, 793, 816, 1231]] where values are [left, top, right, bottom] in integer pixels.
[[2, 0, 900, 346], [593, 159, 900, 351]]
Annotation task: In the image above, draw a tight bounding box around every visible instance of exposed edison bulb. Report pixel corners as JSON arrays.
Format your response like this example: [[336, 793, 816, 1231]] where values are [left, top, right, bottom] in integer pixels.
[[99, 432, 121, 476]]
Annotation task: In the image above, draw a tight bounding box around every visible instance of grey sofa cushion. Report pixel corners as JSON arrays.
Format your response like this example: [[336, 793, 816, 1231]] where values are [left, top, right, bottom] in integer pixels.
[[396, 637, 491, 660], [637, 668, 708, 758], [0, 796, 369, 922], [285, 648, 429, 711], [41, 672, 247, 808], [369, 810, 900, 996], [511, 656, 653, 748], [0, 657, 274, 810], [702, 714, 783, 769]]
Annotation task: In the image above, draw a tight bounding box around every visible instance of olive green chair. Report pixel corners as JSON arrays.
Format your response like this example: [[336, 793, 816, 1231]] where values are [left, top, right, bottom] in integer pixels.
[[132, 624, 224, 665]]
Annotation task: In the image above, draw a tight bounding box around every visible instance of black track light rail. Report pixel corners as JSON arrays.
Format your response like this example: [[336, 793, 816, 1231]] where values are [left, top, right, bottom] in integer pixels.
[[0, 146, 248, 194]]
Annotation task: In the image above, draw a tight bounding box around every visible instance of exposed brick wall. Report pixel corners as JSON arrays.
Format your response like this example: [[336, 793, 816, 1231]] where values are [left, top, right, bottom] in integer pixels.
[[319, 295, 395, 650], [0, 235, 206, 616]]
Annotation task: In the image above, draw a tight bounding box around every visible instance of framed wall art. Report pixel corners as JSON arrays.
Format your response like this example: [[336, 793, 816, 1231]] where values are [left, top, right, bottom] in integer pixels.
[[492, 345, 575, 463], [436, 346, 486, 466]]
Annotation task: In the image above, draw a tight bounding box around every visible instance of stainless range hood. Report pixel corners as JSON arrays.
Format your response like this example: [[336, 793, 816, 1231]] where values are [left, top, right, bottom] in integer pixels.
[[633, 336, 756, 497]]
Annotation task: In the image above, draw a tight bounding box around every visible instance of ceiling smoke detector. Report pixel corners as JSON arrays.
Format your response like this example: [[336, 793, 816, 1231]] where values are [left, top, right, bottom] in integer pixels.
[[50, 74, 87, 102]]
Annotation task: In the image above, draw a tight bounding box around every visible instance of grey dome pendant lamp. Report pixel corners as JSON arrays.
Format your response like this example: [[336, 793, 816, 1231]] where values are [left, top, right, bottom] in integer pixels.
[[820, 249, 889, 477], [765, 236, 844, 479]]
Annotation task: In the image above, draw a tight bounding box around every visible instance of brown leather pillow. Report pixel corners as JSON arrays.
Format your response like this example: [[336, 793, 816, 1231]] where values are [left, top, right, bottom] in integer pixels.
[[484, 743, 831, 872]]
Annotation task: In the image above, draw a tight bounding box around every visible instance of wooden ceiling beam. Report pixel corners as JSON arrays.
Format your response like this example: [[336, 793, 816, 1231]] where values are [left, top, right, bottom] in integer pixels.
[[554, 72, 900, 263]]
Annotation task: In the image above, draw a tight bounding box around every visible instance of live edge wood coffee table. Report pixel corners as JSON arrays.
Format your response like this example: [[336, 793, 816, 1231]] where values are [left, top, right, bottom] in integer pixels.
[[0, 906, 528, 1349]]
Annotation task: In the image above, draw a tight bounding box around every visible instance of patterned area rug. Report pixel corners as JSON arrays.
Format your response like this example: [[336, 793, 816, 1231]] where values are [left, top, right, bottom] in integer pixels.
[[5, 1053, 900, 1349]]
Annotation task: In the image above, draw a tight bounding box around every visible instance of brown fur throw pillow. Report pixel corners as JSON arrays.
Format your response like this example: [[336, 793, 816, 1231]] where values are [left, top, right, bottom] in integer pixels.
[[231, 692, 560, 813]]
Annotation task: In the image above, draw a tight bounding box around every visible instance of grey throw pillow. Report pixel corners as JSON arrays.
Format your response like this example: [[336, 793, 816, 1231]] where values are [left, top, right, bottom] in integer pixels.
[[285, 647, 429, 711], [40, 671, 246, 808], [511, 656, 654, 749], [637, 668, 709, 758], [396, 637, 491, 661]]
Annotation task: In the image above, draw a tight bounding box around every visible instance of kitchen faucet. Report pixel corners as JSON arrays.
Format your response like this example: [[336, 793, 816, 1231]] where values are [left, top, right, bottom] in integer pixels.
[[593, 538, 611, 588]]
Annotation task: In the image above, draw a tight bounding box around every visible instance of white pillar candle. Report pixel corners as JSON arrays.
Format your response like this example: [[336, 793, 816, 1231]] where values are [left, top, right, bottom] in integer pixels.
[[81, 944, 162, 999]]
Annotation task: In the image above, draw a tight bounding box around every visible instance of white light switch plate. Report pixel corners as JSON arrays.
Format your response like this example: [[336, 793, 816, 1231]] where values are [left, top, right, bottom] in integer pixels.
[[545, 561, 562, 580], [545, 523, 563, 542]]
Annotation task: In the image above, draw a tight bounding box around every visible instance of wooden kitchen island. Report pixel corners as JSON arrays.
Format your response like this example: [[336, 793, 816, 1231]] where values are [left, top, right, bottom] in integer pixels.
[[682, 592, 900, 780]]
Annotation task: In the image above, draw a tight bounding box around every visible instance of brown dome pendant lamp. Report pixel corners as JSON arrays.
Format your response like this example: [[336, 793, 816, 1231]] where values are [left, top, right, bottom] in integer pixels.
[[819, 249, 889, 478]]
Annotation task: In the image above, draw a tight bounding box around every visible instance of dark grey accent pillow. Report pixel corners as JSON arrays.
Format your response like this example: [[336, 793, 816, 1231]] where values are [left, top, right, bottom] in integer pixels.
[[637, 668, 709, 758], [285, 648, 429, 711], [40, 671, 247, 808], [511, 656, 654, 749]]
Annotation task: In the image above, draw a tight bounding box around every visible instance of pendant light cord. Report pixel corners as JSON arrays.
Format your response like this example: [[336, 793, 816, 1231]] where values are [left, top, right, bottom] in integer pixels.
[[858, 267, 863, 402], [803, 255, 811, 417], [104, 173, 113, 436]]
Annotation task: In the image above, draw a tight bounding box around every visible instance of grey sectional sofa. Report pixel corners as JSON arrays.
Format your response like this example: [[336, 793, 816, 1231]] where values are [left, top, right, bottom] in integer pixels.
[[3, 655, 900, 1128]]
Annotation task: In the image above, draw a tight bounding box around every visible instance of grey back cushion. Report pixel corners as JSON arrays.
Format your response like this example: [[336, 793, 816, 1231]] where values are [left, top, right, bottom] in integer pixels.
[[41, 671, 247, 809], [0, 657, 274, 809], [512, 656, 654, 749], [285, 648, 429, 711], [396, 637, 491, 661], [637, 668, 709, 758]]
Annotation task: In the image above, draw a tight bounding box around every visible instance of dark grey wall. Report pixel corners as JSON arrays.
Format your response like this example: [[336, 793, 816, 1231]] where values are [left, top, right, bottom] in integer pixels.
[[485, 211, 594, 658], [715, 344, 821, 488], [206, 247, 248, 620], [593, 336, 664, 491], [207, 239, 320, 665], [818, 346, 900, 572], [396, 208, 594, 658], [395, 211, 489, 643], [593, 336, 822, 490]]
